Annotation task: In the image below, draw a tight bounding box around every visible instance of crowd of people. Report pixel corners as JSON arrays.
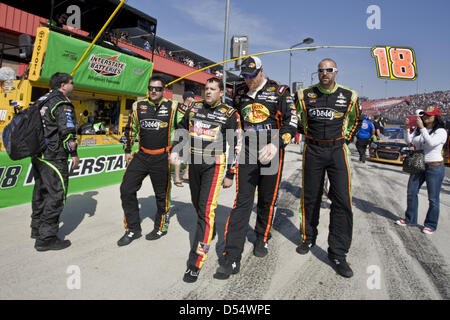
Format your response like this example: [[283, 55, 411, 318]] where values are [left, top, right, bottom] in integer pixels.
[[368, 91, 450, 121]]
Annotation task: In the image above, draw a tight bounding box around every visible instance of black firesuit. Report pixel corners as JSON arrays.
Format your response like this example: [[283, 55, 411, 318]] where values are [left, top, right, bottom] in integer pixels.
[[31, 90, 78, 242], [296, 83, 360, 259], [120, 98, 183, 234], [222, 79, 298, 262], [172, 100, 241, 270]]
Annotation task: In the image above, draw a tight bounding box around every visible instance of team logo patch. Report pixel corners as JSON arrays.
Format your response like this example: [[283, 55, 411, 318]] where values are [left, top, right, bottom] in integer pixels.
[[140, 119, 165, 130], [196, 242, 210, 256], [88, 54, 126, 77], [266, 86, 276, 92], [309, 108, 344, 120], [307, 92, 318, 98], [242, 103, 270, 123]]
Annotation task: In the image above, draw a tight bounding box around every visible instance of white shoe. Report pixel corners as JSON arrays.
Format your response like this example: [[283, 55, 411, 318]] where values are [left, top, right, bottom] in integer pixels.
[[395, 219, 407, 227], [422, 227, 434, 234]]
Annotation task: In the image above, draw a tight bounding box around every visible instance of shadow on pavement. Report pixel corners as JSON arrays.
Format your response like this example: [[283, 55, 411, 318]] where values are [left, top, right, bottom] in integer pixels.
[[58, 191, 98, 237]]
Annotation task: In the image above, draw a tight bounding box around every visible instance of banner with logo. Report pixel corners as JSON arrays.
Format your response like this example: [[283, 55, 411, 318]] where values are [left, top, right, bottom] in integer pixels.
[[39, 29, 153, 97], [0, 144, 138, 209]]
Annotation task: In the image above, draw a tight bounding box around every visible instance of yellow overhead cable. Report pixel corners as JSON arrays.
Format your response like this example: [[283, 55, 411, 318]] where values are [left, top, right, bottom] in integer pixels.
[[165, 45, 372, 87], [71, 0, 126, 76]]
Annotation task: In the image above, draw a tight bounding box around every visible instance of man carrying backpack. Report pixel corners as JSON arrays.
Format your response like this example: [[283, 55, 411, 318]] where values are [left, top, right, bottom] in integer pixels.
[[31, 72, 79, 252]]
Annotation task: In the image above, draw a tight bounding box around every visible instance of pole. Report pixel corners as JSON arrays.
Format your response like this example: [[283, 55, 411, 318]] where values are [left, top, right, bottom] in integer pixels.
[[289, 51, 292, 91], [222, 0, 230, 102], [71, 0, 126, 76]]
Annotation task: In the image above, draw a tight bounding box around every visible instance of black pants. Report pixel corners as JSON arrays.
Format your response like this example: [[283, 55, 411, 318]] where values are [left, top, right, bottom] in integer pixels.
[[31, 157, 69, 242], [187, 156, 226, 270], [222, 149, 285, 262], [356, 138, 370, 161], [120, 151, 171, 233], [300, 142, 353, 259]]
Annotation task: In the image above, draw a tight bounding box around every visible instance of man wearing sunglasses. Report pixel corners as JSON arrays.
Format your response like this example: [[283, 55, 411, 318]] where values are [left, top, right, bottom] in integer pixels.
[[215, 56, 298, 280], [118, 75, 184, 246], [295, 58, 360, 278]]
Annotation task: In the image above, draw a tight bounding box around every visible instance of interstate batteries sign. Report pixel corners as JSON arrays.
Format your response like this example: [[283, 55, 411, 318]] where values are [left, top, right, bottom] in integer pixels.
[[0, 144, 136, 208], [30, 27, 152, 97]]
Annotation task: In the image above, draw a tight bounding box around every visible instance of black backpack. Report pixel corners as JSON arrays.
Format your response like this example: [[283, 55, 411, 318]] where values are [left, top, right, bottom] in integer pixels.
[[2, 95, 51, 160]]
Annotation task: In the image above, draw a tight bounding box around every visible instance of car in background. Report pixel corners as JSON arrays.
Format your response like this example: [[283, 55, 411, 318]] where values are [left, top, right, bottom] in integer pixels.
[[369, 128, 412, 165]]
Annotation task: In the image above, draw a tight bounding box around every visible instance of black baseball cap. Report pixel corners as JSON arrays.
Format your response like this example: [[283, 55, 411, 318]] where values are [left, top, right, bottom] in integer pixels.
[[240, 56, 262, 77], [183, 91, 195, 100]]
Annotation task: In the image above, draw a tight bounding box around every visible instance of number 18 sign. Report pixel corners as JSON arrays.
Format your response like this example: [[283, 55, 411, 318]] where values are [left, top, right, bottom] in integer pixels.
[[371, 46, 417, 80]]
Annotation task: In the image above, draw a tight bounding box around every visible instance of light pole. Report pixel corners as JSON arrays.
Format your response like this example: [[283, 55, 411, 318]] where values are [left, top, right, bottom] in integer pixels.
[[222, 0, 230, 102], [289, 37, 314, 91]]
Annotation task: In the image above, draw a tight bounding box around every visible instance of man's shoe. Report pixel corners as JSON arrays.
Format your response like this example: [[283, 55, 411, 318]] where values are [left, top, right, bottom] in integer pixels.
[[214, 259, 240, 280], [35, 237, 71, 252], [395, 219, 407, 227], [117, 231, 141, 246], [253, 239, 269, 258], [296, 242, 315, 255], [183, 266, 200, 283], [145, 229, 167, 241], [329, 257, 353, 278]]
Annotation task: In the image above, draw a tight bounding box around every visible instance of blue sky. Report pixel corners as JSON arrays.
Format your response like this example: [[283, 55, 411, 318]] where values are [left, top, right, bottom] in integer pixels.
[[128, 0, 450, 99]]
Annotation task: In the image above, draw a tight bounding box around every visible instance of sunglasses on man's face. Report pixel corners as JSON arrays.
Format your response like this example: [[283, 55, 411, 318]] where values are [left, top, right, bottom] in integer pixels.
[[148, 86, 163, 92], [318, 67, 338, 74]]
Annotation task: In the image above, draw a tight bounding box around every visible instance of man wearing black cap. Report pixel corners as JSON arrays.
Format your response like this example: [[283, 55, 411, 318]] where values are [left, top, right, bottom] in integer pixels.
[[118, 75, 185, 246], [174, 91, 195, 186], [215, 56, 298, 279]]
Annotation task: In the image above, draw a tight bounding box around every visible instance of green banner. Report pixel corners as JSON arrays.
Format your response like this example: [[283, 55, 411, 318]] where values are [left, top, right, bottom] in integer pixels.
[[0, 144, 137, 209], [40, 31, 153, 97]]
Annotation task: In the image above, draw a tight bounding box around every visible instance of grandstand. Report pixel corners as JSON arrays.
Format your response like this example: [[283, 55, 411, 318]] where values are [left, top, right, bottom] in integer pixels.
[[361, 90, 450, 121]]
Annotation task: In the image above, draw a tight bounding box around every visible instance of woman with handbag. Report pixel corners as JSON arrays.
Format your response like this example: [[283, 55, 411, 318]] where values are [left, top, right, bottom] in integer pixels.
[[396, 106, 447, 234]]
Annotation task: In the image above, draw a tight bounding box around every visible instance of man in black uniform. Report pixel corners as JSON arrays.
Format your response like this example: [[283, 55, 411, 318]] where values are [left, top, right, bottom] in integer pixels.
[[118, 75, 184, 246], [31, 72, 79, 251], [295, 58, 360, 278], [170, 77, 242, 283], [215, 57, 298, 279]]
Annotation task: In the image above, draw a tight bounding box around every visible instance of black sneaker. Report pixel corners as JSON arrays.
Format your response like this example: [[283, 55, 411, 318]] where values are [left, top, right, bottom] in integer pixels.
[[296, 242, 315, 255], [253, 239, 269, 258], [35, 237, 71, 252], [329, 257, 353, 278], [145, 229, 167, 241], [183, 266, 200, 283], [214, 259, 240, 280], [117, 231, 141, 246]]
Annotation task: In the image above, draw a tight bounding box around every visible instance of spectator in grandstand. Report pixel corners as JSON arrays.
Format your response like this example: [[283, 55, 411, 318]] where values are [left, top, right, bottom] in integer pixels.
[[396, 106, 447, 235], [143, 41, 150, 51], [356, 114, 375, 163]]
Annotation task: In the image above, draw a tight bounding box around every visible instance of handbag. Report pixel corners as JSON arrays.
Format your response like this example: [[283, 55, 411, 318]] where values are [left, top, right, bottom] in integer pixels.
[[402, 150, 425, 174]]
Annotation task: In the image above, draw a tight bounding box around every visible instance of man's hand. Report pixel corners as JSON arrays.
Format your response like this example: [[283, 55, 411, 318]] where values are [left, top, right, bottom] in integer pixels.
[[169, 152, 181, 165], [258, 143, 278, 164], [71, 156, 80, 170], [222, 177, 233, 188], [125, 153, 133, 167]]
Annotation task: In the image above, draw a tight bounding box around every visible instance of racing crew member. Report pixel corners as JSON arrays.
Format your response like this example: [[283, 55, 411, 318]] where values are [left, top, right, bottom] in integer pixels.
[[32, 72, 80, 251], [118, 75, 184, 246], [170, 77, 242, 283], [215, 56, 298, 280], [355, 114, 375, 163], [295, 58, 360, 278]]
